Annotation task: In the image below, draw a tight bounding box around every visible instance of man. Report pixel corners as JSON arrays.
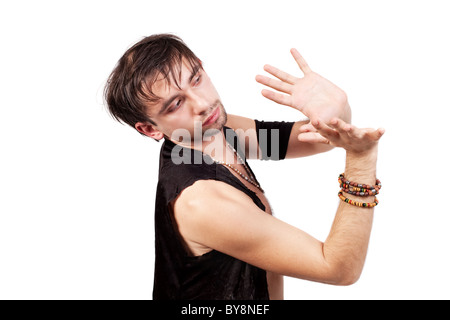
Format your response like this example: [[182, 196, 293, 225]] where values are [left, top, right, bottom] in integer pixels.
[[104, 34, 384, 300]]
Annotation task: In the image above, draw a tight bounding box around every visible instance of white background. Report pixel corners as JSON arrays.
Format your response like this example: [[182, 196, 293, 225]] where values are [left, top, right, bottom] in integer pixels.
[[1, 0, 449, 300]]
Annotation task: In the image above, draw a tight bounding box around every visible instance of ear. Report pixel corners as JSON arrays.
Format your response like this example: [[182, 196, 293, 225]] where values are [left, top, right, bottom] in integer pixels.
[[135, 122, 164, 140]]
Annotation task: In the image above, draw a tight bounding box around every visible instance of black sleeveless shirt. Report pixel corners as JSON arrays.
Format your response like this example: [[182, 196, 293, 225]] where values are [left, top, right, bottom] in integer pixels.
[[152, 120, 294, 300]]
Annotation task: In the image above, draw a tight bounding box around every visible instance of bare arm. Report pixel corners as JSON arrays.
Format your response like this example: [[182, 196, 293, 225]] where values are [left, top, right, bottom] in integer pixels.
[[225, 114, 333, 159], [315, 117, 384, 282], [173, 118, 384, 285]]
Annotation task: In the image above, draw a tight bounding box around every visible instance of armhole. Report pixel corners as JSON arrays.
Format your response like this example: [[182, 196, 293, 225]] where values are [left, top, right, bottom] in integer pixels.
[[254, 120, 295, 160]]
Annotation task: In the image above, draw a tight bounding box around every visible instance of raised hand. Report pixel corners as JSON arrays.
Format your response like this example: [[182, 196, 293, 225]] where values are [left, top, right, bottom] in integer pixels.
[[255, 49, 351, 126]]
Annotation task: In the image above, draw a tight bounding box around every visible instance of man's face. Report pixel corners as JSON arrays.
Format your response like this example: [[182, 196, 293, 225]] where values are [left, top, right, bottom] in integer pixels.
[[143, 60, 227, 142]]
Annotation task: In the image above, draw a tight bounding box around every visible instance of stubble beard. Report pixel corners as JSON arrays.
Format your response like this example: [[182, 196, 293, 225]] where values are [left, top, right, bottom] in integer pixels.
[[201, 100, 227, 138]]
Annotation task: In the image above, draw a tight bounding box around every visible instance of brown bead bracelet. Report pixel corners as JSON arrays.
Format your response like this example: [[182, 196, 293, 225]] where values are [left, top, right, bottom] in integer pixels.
[[338, 173, 382, 208]]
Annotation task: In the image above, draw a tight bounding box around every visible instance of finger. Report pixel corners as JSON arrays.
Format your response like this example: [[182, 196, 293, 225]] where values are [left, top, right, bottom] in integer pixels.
[[298, 132, 330, 144], [365, 127, 385, 141], [255, 74, 292, 94], [263, 64, 297, 84], [290, 48, 312, 74], [311, 119, 339, 140], [328, 118, 354, 134], [261, 89, 292, 107], [299, 122, 316, 133]]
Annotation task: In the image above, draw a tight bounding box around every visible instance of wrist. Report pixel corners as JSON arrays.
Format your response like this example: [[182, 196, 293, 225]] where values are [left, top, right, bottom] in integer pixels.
[[345, 147, 378, 186]]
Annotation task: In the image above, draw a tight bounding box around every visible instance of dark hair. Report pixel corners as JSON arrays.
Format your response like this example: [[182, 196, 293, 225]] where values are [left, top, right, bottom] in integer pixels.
[[104, 34, 202, 133]]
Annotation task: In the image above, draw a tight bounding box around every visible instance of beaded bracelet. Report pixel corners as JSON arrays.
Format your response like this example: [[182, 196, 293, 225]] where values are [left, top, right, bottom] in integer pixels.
[[338, 191, 379, 208], [340, 185, 379, 196], [338, 173, 381, 196], [337, 173, 381, 208]]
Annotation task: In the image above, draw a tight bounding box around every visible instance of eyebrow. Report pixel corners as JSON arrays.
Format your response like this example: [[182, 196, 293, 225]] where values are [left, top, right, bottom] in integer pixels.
[[158, 65, 202, 115]]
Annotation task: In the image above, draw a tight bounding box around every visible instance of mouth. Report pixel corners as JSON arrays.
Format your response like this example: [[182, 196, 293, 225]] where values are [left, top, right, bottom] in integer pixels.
[[202, 106, 220, 127]]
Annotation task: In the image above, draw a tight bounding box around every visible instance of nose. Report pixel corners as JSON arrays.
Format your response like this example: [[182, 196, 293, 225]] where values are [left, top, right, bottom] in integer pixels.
[[186, 89, 210, 116]]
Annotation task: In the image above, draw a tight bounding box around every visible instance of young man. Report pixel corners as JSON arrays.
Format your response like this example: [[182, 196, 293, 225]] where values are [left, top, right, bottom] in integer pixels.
[[104, 34, 384, 300]]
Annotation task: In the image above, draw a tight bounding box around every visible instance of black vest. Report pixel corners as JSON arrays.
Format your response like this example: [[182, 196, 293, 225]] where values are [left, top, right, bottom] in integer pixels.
[[152, 121, 294, 300]]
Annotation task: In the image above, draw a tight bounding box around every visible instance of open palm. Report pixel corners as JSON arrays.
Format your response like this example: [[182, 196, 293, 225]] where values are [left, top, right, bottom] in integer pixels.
[[255, 49, 351, 125]]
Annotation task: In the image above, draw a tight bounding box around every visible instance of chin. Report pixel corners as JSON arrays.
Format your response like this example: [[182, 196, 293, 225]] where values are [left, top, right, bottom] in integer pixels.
[[207, 101, 227, 127]]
